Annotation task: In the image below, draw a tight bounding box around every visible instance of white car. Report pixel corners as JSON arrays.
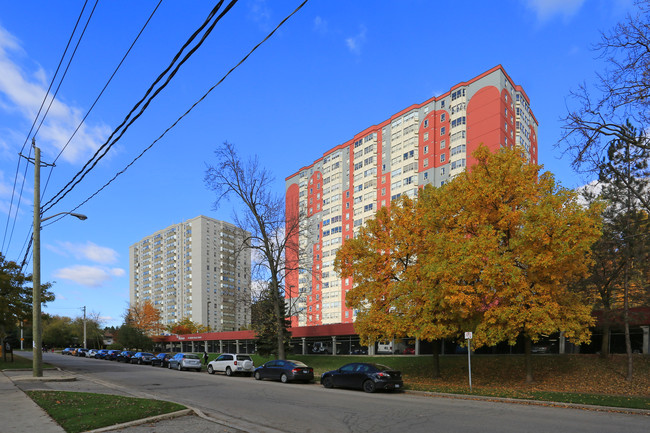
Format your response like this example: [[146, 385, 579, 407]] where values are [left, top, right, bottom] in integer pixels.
[[207, 353, 254, 376], [86, 349, 98, 358]]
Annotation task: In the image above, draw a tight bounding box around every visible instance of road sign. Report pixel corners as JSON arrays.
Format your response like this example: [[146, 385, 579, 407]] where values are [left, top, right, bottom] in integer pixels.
[[464, 332, 473, 339]]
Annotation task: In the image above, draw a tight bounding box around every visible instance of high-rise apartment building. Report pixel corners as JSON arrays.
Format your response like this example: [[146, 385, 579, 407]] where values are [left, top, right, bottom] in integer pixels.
[[285, 65, 538, 327], [129, 215, 252, 331]]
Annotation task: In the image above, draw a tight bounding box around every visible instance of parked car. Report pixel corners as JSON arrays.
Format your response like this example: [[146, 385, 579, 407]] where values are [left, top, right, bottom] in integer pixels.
[[321, 362, 403, 393], [73, 348, 89, 357], [116, 350, 136, 362], [87, 349, 98, 358], [131, 352, 155, 365], [95, 349, 109, 359], [403, 347, 415, 355], [168, 353, 202, 372], [207, 353, 254, 376], [254, 360, 314, 383], [151, 353, 172, 368], [61, 348, 74, 355], [105, 350, 121, 361]]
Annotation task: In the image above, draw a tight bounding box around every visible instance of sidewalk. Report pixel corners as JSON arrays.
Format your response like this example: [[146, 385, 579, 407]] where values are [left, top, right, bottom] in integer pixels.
[[0, 369, 67, 433], [0, 368, 252, 433]]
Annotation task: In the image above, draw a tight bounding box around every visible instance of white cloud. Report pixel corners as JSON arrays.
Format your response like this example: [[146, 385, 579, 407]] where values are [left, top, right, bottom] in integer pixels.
[[0, 24, 111, 165], [345, 25, 367, 55], [525, 0, 586, 22], [54, 241, 120, 264], [54, 264, 124, 288], [248, 0, 272, 30], [313, 16, 328, 35]]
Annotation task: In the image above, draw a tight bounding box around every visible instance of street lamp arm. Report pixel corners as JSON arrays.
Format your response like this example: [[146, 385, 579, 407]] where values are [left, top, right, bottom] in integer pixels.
[[41, 212, 88, 223]]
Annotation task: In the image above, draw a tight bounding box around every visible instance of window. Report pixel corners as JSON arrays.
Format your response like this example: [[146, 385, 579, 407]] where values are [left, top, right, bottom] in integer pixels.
[[440, 140, 446, 149], [424, 119, 429, 128], [424, 132, 429, 141], [441, 113, 446, 122], [423, 159, 429, 167], [440, 154, 446, 163], [440, 127, 446, 136], [423, 172, 429, 180], [451, 117, 466, 128]]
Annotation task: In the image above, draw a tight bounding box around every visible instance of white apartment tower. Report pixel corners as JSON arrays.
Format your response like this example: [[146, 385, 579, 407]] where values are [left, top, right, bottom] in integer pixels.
[[129, 215, 252, 332]]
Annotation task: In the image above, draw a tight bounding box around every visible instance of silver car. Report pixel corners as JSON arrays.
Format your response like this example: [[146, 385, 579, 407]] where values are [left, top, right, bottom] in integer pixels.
[[168, 353, 202, 372]]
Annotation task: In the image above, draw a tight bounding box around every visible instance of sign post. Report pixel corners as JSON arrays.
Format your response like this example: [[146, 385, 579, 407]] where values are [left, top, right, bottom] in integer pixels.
[[464, 332, 473, 391]]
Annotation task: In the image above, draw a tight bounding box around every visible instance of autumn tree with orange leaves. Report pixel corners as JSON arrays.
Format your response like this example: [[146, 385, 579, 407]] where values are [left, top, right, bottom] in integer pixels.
[[166, 317, 210, 335], [337, 145, 603, 383], [125, 300, 163, 336], [335, 191, 457, 378]]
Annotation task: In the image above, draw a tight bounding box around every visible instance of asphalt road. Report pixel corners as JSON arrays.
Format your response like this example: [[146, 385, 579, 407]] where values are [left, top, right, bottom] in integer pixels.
[[26, 352, 650, 433]]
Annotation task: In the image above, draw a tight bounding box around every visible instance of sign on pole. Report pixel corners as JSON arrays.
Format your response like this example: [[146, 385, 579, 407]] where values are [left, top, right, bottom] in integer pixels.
[[465, 331, 472, 391]]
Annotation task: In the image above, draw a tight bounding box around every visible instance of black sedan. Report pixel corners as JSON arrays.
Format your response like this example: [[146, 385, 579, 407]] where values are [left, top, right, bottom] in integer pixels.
[[105, 350, 121, 361], [116, 350, 135, 362], [130, 352, 155, 365], [254, 360, 314, 383], [321, 362, 403, 393], [151, 353, 172, 368]]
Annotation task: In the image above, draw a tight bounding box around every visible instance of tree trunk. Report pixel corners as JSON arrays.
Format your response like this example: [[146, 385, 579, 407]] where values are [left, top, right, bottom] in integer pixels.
[[624, 262, 633, 381], [270, 278, 286, 360], [432, 339, 441, 379], [600, 323, 610, 358], [525, 336, 533, 383]]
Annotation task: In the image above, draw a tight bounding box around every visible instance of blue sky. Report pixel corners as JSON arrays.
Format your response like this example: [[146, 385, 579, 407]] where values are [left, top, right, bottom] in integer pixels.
[[0, 0, 635, 328]]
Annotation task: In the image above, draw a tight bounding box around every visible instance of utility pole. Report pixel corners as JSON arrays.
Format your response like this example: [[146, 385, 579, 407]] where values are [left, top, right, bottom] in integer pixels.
[[82, 306, 87, 348], [27, 139, 87, 377], [32, 140, 43, 377]]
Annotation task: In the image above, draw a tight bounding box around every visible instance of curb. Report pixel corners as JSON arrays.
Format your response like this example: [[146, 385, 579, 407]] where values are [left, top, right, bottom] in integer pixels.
[[404, 389, 650, 416], [83, 408, 194, 433]]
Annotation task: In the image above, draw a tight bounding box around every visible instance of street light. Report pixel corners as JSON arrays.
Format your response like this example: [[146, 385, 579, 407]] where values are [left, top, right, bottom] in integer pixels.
[[32, 144, 88, 377]]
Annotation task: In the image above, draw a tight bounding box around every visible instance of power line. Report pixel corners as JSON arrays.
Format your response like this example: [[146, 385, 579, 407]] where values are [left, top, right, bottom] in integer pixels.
[[41, 0, 163, 202], [1, 0, 91, 256], [17, 0, 235, 267], [41, 0, 236, 215], [64, 0, 311, 216]]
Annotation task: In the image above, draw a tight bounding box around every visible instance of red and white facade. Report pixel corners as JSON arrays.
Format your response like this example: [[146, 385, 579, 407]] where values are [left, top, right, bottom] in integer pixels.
[[285, 65, 538, 327]]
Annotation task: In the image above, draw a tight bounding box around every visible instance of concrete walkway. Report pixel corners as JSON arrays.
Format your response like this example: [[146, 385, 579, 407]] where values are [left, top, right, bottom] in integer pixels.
[[0, 368, 246, 433], [0, 369, 67, 433]]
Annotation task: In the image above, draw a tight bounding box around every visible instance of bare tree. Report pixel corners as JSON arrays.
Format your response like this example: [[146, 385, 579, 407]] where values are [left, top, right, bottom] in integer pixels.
[[204, 142, 302, 358], [561, 0, 650, 212]]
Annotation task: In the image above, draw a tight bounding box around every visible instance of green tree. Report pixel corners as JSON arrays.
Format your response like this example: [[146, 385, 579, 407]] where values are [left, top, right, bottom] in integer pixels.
[[115, 324, 153, 351], [251, 285, 291, 357], [0, 254, 54, 360], [588, 124, 650, 379], [42, 315, 75, 348]]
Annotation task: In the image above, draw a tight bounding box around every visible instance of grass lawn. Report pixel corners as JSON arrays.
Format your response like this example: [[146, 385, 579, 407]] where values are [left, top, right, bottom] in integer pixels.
[[243, 353, 650, 410], [27, 391, 186, 433], [0, 353, 54, 370]]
